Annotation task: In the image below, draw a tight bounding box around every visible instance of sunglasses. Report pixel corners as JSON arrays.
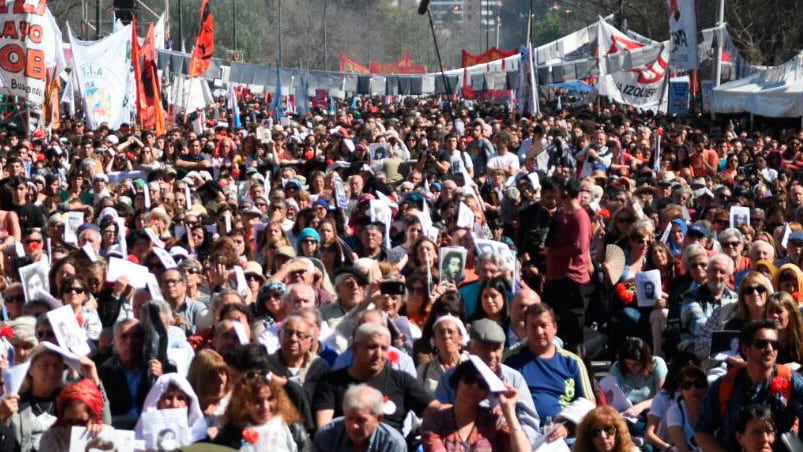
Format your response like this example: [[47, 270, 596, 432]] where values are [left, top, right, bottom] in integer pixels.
[[591, 426, 617, 438], [721, 241, 741, 248], [680, 379, 708, 390], [461, 372, 489, 390], [5, 295, 24, 304], [63, 286, 85, 294], [743, 285, 767, 295], [753, 339, 780, 350]]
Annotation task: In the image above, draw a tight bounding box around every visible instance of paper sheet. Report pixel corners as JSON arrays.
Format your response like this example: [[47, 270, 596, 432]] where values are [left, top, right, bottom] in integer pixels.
[[107, 257, 151, 289], [2, 360, 30, 395], [47, 305, 91, 357]]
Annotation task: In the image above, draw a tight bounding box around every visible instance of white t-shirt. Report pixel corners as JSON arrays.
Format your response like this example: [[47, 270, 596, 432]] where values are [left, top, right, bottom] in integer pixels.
[[487, 152, 520, 172]]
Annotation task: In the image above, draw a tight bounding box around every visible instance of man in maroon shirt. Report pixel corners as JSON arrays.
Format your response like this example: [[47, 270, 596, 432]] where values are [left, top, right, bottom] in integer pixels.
[[543, 178, 593, 355]]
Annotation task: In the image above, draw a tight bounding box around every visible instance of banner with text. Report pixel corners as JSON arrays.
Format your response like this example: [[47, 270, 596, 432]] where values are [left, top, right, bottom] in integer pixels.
[[598, 21, 668, 111], [69, 24, 132, 129], [667, 0, 698, 70], [0, 0, 65, 127]]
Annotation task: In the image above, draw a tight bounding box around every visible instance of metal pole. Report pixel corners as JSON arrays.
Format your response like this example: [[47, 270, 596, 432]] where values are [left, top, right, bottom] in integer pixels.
[[178, 0, 184, 51], [322, 0, 327, 71], [95, 0, 101, 38], [232, 0, 236, 52], [278, 0, 283, 68], [714, 0, 725, 86], [620, 0, 627, 32], [527, 0, 533, 44], [485, 0, 489, 51], [496, 16, 500, 48]]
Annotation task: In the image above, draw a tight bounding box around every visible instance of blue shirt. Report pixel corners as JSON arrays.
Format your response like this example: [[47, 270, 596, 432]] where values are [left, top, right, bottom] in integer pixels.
[[121, 366, 142, 418], [313, 418, 406, 452], [504, 346, 594, 424]]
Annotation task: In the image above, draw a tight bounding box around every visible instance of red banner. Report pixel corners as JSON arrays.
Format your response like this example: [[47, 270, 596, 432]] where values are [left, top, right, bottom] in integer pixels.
[[189, 0, 214, 77], [133, 19, 165, 135], [461, 47, 518, 68], [368, 60, 427, 74], [339, 54, 369, 74]]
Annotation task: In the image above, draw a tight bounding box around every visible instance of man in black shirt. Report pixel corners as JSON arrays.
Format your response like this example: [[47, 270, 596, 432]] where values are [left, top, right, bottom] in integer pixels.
[[313, 322, 440, 431], [7, 176, 46, 230]]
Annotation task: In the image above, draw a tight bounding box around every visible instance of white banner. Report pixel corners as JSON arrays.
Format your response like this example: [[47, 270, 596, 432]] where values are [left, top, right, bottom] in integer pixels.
[[598, 22, 669, 111], [68, 23, 131, 129], [0, 2, 65, 121], [667, 0, 698, 70]]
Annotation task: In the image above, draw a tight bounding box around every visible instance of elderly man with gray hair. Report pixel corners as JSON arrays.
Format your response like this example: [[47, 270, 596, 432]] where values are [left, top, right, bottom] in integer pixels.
[[678, 253, 738, 357], [313, 322, 439, 431], [313, 384, 407, 452]]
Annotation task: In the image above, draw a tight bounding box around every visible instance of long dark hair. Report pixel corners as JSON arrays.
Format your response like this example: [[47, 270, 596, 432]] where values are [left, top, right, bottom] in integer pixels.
[[469, 276, 512, 328], [618, 336, 655, 377]]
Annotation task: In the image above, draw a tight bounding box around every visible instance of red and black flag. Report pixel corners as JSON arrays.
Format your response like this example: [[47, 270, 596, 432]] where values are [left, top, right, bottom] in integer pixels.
[[189, 0, 214, 77]]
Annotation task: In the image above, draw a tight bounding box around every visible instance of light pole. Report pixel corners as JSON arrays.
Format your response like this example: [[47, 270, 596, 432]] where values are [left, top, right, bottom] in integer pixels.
[[277, 0, 283, 67], [322, 0, 327, 71], [232, 0, 236, 52]]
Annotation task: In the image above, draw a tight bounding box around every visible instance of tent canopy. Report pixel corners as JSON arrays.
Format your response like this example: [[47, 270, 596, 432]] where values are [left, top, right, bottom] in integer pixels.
[[712, 54, 803, 117]]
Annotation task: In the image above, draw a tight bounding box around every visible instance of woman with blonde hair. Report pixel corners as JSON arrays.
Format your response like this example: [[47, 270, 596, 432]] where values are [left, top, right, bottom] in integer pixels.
[[573, 406, 639, 452], [187, 349, 231, 425], [697, 271, 773, 360], [766, 292, 803, 365]]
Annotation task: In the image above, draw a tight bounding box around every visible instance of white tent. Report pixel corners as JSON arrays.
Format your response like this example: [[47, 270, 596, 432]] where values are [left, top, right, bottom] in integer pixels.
[[712, 54, 803, 117]]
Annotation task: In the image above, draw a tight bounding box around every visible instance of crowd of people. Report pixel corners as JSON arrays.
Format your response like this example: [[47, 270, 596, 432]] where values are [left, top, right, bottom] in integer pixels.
[[0, 94, 798, 452]]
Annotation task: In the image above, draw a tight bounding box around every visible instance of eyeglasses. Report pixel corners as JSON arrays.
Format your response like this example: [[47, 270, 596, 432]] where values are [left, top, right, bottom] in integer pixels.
[[36, 329, 55, 339], [743, 285, 767, 295], [752, 338, 780, 350], [186, 268, 202, 275], [690, 261, 708, 269], [302, 239, 318, 245], [630, 236, 649, 245], [680, 379, 708, 390], [591, 426, 617, 438], [245, 274, 262, 281], [282, 329, 310, 340], [5, 295, 24, 304], [162, 278, 183, 286], [63, 286, 85, 294], [721, 241, 741, 248]]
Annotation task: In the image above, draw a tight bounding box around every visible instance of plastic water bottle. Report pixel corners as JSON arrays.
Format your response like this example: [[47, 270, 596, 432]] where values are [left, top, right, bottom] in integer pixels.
[[543, 416, 554, 436]]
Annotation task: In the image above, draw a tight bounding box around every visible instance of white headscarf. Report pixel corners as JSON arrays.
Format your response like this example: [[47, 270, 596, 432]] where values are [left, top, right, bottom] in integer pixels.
[[134, 373, 207, 443]]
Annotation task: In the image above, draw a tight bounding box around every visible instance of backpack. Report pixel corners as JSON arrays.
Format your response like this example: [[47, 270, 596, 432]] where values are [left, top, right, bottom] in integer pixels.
[[718, 363, 794, 421]]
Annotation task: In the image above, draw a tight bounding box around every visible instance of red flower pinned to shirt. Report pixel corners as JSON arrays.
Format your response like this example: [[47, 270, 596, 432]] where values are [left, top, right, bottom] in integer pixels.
[[0, 326, 14, 340], [771, 376, 791, 396], [387, 350, 400, 365], [242, 428, 259, 445], [615, 282, 636, 305], [76, 314, 84, 327]]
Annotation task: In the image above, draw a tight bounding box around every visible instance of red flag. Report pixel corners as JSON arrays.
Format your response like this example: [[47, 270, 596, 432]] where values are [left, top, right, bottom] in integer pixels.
[[339, 54, 369, 74], [134, 20, 166, 135], [189, 0, 214, 77]]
